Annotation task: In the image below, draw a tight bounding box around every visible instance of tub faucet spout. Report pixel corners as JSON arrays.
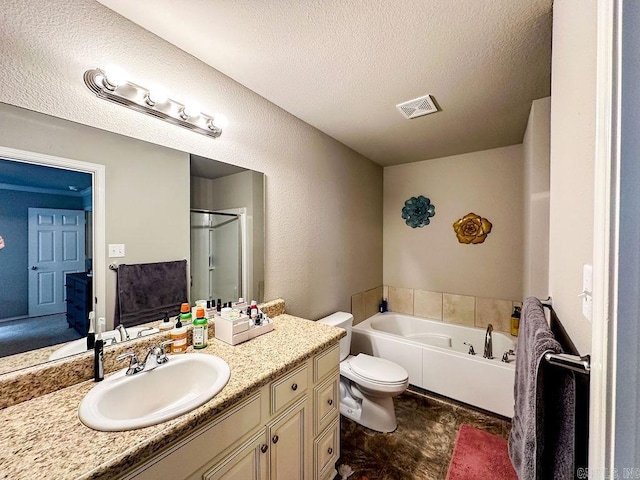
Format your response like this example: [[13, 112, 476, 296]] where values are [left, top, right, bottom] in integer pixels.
[[483, 324, 493, 359]]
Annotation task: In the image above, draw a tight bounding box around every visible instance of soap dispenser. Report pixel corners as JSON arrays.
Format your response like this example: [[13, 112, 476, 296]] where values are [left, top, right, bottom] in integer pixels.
[[170, 316, 188, 354], [159, 311, 174, 331]]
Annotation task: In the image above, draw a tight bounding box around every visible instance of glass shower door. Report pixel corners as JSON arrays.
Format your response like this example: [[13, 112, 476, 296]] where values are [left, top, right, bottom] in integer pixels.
[[190, 211, 242, 303]]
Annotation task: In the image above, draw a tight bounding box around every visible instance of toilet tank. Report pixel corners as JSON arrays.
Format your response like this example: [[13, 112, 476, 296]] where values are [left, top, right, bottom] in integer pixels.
[[317, 312, 353, 361]]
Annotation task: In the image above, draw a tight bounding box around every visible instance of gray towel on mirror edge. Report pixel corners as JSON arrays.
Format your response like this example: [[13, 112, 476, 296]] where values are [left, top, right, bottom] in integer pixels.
[[115, 260, 187, 327], [508, 297, 576, 480]]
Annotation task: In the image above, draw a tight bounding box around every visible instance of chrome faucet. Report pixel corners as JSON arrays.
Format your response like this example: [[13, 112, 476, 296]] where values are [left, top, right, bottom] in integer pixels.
[[115, 324, 130, 342], [483, 324, 493, 359], [117, 340, 174, 376]]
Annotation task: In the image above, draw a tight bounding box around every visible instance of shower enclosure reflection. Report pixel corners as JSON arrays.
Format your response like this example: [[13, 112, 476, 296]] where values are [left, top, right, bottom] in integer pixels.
[[191, 209, 244, 303]]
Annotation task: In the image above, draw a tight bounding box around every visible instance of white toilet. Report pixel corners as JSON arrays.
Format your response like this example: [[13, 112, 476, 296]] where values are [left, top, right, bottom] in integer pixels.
[[319, 312, 409, 432]]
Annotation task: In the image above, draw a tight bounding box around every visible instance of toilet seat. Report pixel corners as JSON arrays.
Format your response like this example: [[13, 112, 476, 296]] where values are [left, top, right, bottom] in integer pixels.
[[346, 354, 408, 386]]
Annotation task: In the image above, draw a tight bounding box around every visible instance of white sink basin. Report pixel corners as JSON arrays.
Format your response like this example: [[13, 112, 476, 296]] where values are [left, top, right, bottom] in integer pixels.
[[49, 326, 159, 361], [78, 353, 230, 431]]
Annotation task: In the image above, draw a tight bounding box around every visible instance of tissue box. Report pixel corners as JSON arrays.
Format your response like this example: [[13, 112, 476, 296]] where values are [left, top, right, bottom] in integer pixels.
[[215, 313, 274, 346]]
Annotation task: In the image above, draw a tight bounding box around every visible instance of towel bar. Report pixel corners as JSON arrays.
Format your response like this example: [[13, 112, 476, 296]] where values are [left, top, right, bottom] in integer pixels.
[[544, 352, 591, 375]]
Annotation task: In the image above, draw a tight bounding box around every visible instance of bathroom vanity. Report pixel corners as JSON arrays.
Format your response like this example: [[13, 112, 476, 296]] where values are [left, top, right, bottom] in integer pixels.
[[0, 303, 344, 480]]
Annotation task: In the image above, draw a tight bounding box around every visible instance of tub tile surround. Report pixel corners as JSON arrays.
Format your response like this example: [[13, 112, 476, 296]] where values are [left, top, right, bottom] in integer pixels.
[[351, 287, 521, 334], [388, 286, 414, 315], [0, 305, 345, 480], [443, 293, 475, 326], [0, 299, 288, 409]]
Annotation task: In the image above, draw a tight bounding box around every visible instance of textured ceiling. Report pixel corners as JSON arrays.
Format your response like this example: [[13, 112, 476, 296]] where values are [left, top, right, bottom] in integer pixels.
[[96, 0, 552, 166]]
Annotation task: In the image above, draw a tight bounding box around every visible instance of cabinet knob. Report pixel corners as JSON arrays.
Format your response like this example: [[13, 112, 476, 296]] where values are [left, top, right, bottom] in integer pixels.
[[272, 435, 279, 444], [291, 383, 298, 391], [328, 447, 333, 455], [327, 399, 333, 406], [260, 444, 268, 453], [30, 266, 38, 270]]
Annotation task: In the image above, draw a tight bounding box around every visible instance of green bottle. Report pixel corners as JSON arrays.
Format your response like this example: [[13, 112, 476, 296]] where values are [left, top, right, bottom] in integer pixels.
[[192, 306, 208, 349]]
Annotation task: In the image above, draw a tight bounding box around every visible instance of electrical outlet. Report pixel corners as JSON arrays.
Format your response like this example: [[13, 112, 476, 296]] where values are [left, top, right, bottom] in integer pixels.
[[108, 244, 125, 258]]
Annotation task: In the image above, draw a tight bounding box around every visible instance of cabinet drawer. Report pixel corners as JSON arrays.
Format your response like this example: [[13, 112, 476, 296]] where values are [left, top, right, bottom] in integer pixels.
[[314, 373, 339, 435], [313, 345, 340, 383], [271, 364, 308, 415], [314, 417, 339, 480]]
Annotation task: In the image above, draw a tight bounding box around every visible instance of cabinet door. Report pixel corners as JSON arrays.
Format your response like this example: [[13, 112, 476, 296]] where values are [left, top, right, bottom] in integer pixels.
[[268, 399, 307, 480], [203, 430, 268, 480]]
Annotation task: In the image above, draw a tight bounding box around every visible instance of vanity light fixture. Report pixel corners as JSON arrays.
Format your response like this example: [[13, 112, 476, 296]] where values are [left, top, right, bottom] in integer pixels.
[[83, 68, 225, 138]]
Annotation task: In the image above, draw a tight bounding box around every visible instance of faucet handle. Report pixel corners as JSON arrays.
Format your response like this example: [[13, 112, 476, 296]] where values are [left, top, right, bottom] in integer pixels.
[[501, 349, 516, 363], [463, 342, 476, 355], [156, 340, 174, 363], [116, 351, 141, 375], [116, 351, 138, 363], [159, 340, 174, 355]]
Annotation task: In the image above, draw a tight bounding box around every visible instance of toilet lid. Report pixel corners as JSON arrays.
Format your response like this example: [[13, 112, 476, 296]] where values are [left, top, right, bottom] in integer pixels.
[[349, 354, 408, 384]]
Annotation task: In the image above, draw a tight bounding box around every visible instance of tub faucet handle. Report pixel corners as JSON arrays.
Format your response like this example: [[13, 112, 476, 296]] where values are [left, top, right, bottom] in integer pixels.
[[463, 342, 476, 355], [501, 349, 516, 363]]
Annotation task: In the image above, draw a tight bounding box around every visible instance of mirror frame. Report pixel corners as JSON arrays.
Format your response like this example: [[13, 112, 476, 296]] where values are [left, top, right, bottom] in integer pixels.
[[0, 146, 107, 324]]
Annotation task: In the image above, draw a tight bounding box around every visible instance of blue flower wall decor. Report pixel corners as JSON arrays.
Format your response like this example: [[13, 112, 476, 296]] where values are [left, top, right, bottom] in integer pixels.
[[401, 196, 436, 228]]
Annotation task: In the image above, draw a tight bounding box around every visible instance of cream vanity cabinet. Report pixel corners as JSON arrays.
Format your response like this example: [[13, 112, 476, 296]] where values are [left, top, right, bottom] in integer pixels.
[[121, 344, 340, 480]]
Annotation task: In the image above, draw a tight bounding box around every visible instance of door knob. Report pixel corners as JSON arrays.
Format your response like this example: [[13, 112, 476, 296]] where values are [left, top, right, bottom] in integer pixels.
[[30, 266, 38, 270]]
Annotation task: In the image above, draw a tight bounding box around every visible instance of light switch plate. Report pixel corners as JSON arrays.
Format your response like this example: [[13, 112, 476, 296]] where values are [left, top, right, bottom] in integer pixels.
[[582, 264, 593, 321], [108, 244, 125, 258]]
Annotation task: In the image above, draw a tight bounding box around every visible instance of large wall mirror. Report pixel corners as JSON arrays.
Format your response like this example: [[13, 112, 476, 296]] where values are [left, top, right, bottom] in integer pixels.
[[0, 103, 265, 375]]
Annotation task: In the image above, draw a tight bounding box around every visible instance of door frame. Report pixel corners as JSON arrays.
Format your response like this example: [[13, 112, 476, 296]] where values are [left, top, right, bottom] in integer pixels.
[[591, 0, 620, 472], [0, 146, 106, 321]]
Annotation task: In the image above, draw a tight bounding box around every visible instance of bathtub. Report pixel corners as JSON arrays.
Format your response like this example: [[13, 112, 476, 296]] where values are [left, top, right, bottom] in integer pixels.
[[350, 312, 515, 417]]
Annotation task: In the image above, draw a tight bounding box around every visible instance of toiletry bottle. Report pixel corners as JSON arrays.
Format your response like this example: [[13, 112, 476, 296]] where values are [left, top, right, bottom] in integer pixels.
[[250, 300, 258, 319], [379, 298, 388, 313], [510, 306, 521, 336], [205, 299, 216, 320], [180, 302, 192, 324], [192, 307, 208, 349], [170, 316, 188, 354], [159, 311, 175, 331], [86, 311, 95, 350], [216, 298, 222, 313], [94, 317, 105, 382]]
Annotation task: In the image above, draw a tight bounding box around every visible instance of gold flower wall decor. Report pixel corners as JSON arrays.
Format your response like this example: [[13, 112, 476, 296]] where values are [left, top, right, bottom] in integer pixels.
[[453, 213, 492, 244]]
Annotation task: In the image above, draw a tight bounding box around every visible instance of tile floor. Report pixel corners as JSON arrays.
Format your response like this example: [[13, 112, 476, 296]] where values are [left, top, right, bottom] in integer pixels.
[[335, 387, 512, 480]]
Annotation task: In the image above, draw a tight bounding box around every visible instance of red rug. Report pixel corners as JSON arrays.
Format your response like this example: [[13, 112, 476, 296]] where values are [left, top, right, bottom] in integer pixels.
[[445, 424, 518, 480]]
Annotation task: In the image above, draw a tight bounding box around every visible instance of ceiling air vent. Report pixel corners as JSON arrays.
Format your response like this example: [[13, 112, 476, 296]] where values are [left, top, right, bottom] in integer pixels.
[[396, 95, 438, 119]]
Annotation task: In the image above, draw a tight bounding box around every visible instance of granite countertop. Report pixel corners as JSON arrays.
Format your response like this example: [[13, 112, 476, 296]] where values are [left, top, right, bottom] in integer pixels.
[[0, 314, 344, 480]]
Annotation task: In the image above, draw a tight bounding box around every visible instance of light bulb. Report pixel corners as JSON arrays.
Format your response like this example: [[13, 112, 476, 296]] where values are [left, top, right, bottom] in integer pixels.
[[102, 65, 128, 91], [181, 101, 201, 119], [145, 86, 169, 106], [210, 113, 229, 130]]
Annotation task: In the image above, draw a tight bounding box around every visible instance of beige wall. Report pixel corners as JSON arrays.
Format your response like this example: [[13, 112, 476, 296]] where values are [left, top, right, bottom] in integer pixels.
[[0, 0, 383, 320], [383, 145, 524, 301], [548, 1, 597, 354], [522, 97, 551, 299], [0, 103, 190, 327]]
